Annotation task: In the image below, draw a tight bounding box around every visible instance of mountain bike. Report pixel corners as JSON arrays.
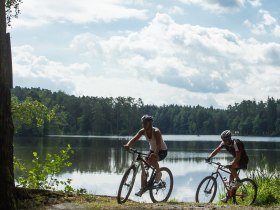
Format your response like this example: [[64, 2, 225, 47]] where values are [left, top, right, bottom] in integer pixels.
[[117, 148, 173, 204], [195, 161, 257, 205]]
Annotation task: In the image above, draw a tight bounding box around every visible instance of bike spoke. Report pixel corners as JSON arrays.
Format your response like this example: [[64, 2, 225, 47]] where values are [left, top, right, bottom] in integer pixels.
[[195, 176, 217, 203], [117, 166, 136, 204], [234, 179, 257, 206], [149, 167, 173, 203]]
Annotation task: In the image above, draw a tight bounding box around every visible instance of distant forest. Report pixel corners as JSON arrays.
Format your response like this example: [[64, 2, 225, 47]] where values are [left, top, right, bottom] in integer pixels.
[[12, 86, 280, 137]]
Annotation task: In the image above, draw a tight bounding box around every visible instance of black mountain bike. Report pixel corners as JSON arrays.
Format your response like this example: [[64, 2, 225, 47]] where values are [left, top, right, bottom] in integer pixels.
[[195, 161, 257, 205], [117, 148, 173, 204]]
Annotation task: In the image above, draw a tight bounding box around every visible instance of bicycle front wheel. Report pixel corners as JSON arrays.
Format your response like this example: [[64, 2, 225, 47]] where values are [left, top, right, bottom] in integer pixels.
[[117, 165, 137, 204], [195, 176, 217, 203], [233, 178, 257, 205], [149, 167, 173, 203]]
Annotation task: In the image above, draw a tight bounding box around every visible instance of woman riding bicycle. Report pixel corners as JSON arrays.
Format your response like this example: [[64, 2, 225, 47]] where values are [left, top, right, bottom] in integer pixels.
[[123, 115, 168, 196]]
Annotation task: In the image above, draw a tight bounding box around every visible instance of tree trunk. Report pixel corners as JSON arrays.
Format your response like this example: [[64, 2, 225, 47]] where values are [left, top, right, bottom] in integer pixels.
[[0, 0, 17, 209]]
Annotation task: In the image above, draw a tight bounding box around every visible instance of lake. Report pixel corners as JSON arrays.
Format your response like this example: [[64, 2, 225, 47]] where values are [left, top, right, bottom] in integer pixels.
[[14, 135, 280, 203]]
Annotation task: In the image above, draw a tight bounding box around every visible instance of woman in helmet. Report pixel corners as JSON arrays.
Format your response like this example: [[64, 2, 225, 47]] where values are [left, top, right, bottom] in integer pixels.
[[123, 115, 168, 196], [206, 130, 249, 192]]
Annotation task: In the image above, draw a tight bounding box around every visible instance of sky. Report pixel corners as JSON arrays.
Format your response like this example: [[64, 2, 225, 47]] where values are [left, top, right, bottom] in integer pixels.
[[9, 0, 280, 108]]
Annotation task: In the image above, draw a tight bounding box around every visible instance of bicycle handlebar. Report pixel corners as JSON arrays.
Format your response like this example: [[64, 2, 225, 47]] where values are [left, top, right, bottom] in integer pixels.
[[208, 161, 230, 169], [125, 147, 149, 156]]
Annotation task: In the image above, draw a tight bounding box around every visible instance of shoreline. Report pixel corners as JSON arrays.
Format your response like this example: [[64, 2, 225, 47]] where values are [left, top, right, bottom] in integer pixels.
[[18, 190, 280, 210]]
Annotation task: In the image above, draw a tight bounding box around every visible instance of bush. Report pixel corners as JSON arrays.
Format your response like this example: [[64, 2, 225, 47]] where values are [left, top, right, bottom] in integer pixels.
[[248, 159, 280, 206], [14, 144, 74, 193]]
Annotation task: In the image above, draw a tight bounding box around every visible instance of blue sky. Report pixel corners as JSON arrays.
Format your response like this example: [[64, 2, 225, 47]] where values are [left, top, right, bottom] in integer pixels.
[[9, 0, 280, 107]]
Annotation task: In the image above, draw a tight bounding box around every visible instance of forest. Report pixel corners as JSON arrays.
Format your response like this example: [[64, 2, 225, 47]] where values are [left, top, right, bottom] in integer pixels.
[[12, 86, 280, 137]]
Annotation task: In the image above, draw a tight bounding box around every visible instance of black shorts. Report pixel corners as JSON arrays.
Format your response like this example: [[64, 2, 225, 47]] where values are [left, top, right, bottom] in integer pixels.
[[238, 160, 248, 169], [148, 150, 168, 161]]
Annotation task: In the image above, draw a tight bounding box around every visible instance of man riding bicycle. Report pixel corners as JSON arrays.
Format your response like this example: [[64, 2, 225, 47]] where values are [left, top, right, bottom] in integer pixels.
[[123, 115, 168, 196], [206, 130, 249, 191]]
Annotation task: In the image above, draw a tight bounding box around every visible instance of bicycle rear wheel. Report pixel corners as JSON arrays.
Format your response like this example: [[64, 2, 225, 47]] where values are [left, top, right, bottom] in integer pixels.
[[149, 167, 173, 203], [195, 176, 217, 203], [117, 165, 137, 204], [233, 178, 257, 205]]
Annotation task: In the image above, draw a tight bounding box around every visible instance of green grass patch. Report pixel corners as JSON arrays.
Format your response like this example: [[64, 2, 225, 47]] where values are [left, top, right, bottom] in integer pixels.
[[248, 159, 280, 206]]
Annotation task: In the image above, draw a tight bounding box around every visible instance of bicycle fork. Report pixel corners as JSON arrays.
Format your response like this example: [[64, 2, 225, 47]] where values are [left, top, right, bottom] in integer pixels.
[[140, 161, 157, 192], [204, 173, 218, 194]]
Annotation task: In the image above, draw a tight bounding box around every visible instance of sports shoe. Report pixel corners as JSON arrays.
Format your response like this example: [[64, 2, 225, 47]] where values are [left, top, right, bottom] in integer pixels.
[[155, 171, 162, 183], [231, 180, 242, 189], [135, 188, 144, 197]]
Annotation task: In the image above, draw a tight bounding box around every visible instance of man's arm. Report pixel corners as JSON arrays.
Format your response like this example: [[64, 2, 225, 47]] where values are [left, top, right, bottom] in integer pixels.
[[206, 142, 223, 161], [230, 143, 241, 165], [154, 128, 162, 154], [124, 129, 144, 148], [208, 146, 222, 159], [230, 152, 241, 165]]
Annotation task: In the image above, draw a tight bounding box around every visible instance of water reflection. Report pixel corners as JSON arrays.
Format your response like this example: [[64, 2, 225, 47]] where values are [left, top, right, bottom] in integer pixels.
[[14, 136, 280, 202]]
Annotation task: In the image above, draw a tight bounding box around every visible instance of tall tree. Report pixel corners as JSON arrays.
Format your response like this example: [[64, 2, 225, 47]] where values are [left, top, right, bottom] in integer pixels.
[[0, 0, 17, 209], [0, 0, 22, 209]]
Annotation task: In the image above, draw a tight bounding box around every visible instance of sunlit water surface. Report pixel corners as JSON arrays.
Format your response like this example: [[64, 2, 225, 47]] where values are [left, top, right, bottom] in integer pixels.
[[14, 135, 280, 202]]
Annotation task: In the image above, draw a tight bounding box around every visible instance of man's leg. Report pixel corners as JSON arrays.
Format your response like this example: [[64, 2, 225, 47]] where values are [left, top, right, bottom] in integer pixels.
[[229, 167, 239, 180], [147, 153, 160, 172], [140, 168, 146, 188], [135, 165, 146, 196], [229, 166, 242, 188], [147, 154, 162, 182]]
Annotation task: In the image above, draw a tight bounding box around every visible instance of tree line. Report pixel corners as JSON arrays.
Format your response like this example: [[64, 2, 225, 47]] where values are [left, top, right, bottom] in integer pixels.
[[12, 86, 280, 136]]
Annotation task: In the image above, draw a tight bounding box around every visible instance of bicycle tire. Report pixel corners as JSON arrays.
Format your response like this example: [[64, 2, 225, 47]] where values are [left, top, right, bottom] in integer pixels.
[[195, 176, 217, 203], [149, 167, 173, 203], [117, 165, 137, 204], [233, 178, 257, 205]]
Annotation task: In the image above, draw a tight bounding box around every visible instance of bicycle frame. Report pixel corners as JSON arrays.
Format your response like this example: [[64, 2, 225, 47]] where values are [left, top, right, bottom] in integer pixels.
[[210, 164, 232, 192], [208, 162, 240, 196], [129, 149, 157, 190], [196, 161, 257, 205]]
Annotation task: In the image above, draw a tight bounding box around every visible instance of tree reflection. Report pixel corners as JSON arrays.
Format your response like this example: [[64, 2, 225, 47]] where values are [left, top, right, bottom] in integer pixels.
[[14, 137, 280, 176]]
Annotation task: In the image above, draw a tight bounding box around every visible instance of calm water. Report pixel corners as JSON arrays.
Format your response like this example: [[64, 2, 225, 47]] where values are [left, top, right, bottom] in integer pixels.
[[14, 135, 280, 202]]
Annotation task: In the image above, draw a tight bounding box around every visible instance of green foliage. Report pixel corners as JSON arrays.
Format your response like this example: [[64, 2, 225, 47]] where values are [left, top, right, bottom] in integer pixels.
[[5, 0, 22, 26], [11, 86, 280, 136], [15, 144, 74, 193], [248, 158, 280, 206], [11, 96, 59, 135], [168, 198, 180, 204]]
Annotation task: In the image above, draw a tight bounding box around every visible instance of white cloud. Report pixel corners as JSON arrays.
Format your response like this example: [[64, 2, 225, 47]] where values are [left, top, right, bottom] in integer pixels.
[[13, 14, 280, 107], [12, 0, 148, 27], [179, 0, 245, 13], [167, 6, 184, 15], [247, 0, 262, 7], [12, 45, 91, 92], [244, 9, 280, 37], [244, 19, 266, 35], [273, 25, 280, 37], [259, 9, 277, 26]]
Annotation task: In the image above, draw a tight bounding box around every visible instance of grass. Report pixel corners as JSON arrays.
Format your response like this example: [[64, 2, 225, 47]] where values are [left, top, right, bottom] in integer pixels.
[[215, 158, 280, 208], [67, 194, 280, 209], [17, 189, 280, 210], [249, 166, 280, 207]]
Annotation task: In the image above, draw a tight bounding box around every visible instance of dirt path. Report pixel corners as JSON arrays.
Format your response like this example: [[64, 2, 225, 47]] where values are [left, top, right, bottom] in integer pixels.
[[42, 195, 280, 210]]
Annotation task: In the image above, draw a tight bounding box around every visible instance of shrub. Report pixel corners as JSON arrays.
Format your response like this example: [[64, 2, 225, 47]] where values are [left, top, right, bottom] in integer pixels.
[[14, 144, 74, 193], [248, 158, 280, 206]]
